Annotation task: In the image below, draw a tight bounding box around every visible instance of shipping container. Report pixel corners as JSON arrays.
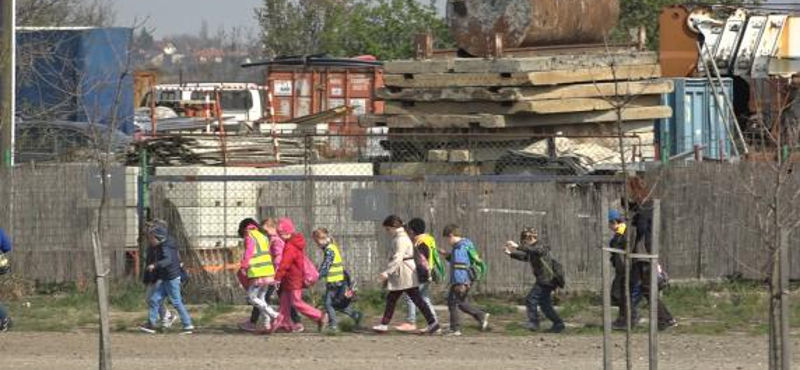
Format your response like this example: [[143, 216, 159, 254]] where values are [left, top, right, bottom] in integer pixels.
[[658, 78, 735, 160], [16, 27, 135, 133], [265, 66, 384, 134]]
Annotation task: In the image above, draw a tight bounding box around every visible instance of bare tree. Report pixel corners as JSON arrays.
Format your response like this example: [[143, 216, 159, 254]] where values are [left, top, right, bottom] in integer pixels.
[[592, 38, 664, 370], [739, 78, 798, 370], [17, 0, 117, 27]]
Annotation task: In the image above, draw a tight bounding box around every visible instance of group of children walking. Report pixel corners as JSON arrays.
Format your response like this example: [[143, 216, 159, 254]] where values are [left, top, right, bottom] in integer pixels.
[[133, 207, 675, 336]]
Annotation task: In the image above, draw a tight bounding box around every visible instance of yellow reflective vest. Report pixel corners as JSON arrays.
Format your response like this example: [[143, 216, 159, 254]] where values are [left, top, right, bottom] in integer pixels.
[[325, 244, 345, 283], [247, 229, 275, 279]]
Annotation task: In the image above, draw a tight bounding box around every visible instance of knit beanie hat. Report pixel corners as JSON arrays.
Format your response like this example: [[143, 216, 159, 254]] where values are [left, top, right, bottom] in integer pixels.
[[277, 217, 296, 235], [149, 224, 168, 243]]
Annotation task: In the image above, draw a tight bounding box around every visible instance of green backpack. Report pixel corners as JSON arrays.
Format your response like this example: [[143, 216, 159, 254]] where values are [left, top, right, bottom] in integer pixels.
[[465, 241, 487, 283]]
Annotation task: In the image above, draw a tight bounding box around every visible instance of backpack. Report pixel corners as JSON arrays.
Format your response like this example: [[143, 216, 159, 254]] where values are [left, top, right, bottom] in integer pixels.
[[302, 255, 319, 288], [331, 271, 357, 310], [465, 242, 487, 283], [538, 250, 566, 289], [417, 235, 445, 283], [413, 246, 431, 283]]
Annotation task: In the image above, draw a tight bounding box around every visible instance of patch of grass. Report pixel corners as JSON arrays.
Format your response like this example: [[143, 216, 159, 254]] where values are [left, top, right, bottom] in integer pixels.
[[109, 281, 146, 312], [195, 303, 236, 327], [482, 302, 518, 316]]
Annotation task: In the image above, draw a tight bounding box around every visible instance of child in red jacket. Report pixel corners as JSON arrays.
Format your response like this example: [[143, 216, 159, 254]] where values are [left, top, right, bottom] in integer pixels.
[[270, 218, 327, 333]]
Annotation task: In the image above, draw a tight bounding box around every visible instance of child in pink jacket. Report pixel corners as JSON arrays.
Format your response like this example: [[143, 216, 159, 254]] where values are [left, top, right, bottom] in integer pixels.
[[237, 218, 279, 333]]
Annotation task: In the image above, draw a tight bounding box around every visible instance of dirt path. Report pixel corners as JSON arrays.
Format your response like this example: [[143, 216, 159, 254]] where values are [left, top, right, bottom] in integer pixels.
[[2, 331, 796, 370]]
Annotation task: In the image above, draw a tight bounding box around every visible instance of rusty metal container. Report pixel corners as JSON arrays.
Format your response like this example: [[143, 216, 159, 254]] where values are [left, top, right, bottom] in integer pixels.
[[447, 0, 620, 56], [266, 66, 384, 134]]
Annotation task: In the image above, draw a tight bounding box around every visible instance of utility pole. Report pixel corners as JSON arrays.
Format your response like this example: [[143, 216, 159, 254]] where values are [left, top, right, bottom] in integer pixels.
[[1, 0, 15, 167]]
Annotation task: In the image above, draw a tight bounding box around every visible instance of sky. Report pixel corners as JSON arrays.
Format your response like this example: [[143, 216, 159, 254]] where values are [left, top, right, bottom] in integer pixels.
[[116, 0, 447, 38]]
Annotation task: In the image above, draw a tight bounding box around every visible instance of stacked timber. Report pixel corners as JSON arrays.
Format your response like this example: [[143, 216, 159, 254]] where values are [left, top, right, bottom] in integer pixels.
[[360, 50, 674, 174]]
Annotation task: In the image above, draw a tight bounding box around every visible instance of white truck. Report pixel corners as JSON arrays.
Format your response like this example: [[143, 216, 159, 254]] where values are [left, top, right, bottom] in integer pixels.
[[139, 83, 265, 124]]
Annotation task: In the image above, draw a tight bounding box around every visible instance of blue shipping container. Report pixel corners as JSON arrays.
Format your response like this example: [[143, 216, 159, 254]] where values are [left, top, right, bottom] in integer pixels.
[[16, 27, 134, 134], [658, 78, 734, 161]]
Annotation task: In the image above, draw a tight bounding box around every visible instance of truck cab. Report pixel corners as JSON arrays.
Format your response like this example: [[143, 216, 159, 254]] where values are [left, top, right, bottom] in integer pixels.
[[140, 83, 264, 124]]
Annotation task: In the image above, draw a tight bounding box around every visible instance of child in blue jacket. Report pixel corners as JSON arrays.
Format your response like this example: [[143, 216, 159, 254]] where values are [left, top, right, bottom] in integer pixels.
[[440, 224, 489, 336], [0, 228, 12, 332]]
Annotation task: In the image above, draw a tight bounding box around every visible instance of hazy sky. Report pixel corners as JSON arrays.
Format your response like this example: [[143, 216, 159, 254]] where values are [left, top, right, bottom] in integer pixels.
[[117, 0, 447, 38]]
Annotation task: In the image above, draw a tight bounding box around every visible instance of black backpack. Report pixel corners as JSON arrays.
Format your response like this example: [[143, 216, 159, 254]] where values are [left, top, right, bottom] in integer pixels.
[[413, 247, 431, 283]]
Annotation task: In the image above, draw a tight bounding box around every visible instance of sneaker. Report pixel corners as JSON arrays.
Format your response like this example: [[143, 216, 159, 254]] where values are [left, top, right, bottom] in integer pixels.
[[658, 319, 678, 331], [238, 321, 259, 332], [372, 324, 389, 333], [138, 322, 158, 334], [523, 322, 540, 331], [394, 322, 418, 332], [546, 323, 566, 334], [261, 321, 272, 333], [480, 313, 490, 332], [317, 313, 329, 333], [352, 312, 363, 329], [161, 311, 177, 329], [0, 318, 12, 332], [422, 322, 441, 335], [612, 320, 627, 331], [180, 325, 195, 335], [326, 325, 340, 333], [443, 329, 462, 337], [292, 324, 305, 333]]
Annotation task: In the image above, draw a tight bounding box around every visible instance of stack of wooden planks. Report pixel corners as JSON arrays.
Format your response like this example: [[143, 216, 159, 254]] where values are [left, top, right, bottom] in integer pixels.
[[360, 50, 674, 169]]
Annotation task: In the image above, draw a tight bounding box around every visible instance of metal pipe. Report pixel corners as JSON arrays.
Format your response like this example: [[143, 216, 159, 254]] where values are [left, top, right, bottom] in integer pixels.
[[650, 200, 661, 370], [600, 190, 613, 370], [1, 0, 16, 167], [697, 40, 740, 159]]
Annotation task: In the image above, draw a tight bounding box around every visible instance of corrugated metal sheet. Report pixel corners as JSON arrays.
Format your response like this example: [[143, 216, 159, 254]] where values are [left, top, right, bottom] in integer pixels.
[[658, 78, 735, 160], [16, 28, 134, 133]]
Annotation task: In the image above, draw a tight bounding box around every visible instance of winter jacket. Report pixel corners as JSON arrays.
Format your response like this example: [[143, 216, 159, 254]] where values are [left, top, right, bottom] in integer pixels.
[[382, 228, 419, 291], [509, 241, 556, 287], [609, 222, 641, 293], [155, 237, 182, 281], [0, 228, 11, 254], [268, 232, 285, 269], [446, 239, 473, 285], [143, 245, 159, 284], [274, 233, 307, 291], [240, 225, 275, 286]]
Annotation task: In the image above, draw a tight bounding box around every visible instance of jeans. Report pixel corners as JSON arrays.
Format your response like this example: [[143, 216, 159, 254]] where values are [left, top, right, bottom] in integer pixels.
[[525, 284, 563, 327], [0, 301, 7, 320], [145, 283, 167, 321], [324, 283, 360, 327], [642, 289, 674, 325], [381, 287, 436, 326], [404, 282, 437, 324], [247, 284, 279, 323], [149, 277, 193, 328], [447, 284, 485, 331]]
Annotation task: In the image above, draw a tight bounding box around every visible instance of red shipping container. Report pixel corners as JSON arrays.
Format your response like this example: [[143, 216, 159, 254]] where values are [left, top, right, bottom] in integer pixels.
[[265, 66, 384, 133]]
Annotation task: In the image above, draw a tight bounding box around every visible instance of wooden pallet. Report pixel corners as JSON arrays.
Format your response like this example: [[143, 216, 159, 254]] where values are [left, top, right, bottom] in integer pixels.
[[385, 96, 663, 115]]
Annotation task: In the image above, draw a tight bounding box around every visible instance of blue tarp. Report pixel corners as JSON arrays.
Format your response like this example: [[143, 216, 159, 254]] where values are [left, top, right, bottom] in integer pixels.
[[16, 27, 134, 134]]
